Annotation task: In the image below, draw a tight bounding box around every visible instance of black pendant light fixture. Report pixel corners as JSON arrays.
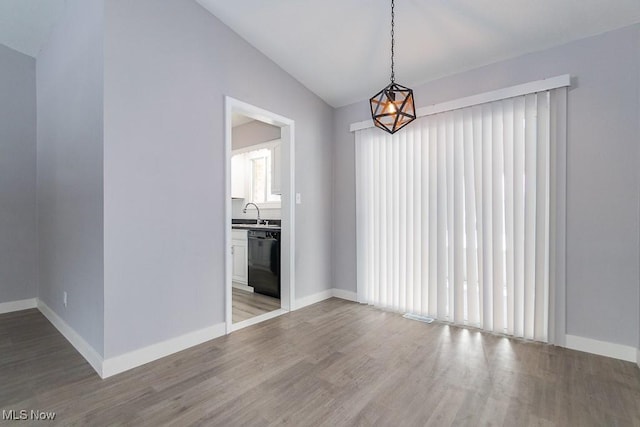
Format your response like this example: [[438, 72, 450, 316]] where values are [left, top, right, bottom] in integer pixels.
[[370, 0, 416, 134]]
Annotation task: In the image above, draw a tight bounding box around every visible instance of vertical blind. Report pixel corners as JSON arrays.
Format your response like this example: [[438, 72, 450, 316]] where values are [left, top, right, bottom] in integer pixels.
[[356, 89, 565, 342]]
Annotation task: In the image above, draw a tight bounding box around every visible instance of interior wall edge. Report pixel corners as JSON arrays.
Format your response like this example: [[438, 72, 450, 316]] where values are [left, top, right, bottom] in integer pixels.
[[101, 322, 226, 379], [36, 299, 103, 377]]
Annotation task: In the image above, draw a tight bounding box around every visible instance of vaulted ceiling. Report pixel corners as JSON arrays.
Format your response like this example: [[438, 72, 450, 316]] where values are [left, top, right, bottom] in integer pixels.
[[1, 1, 639, 107], [197, 0, 640, 107], [0, 0, 66, 57]]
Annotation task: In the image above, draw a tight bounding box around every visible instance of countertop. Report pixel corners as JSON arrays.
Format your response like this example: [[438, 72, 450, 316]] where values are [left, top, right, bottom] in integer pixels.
[[232, 220, 281, 231]]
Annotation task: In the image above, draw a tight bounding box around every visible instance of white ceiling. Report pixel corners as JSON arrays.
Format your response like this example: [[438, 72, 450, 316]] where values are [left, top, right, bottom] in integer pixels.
[[197, 0, 640, 107], [2, 1, 639, 105], [0, 0, 66, 57]]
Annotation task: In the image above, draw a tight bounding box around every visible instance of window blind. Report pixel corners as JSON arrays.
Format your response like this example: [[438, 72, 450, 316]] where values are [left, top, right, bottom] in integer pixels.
[[356, 89, 566, 342]]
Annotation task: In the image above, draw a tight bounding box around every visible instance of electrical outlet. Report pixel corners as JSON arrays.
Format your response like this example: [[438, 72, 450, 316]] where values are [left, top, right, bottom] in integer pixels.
[[63, 291, 67, 307]]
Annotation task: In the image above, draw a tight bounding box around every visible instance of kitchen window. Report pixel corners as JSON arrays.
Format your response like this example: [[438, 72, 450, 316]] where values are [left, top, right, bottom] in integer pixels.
[[248, 148, 280, 204], [231, 142, 281, 209]]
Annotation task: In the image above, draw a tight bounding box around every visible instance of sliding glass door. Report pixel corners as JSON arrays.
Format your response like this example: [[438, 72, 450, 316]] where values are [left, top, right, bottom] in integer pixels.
[[356, 89, 566, 342]]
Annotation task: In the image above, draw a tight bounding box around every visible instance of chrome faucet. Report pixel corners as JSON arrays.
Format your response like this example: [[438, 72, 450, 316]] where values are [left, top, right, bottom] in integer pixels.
[[243, 202, 262, 224]]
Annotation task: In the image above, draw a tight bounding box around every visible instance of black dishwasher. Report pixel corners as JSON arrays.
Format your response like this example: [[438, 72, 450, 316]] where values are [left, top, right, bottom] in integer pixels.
[[247, 230, 281, 299]]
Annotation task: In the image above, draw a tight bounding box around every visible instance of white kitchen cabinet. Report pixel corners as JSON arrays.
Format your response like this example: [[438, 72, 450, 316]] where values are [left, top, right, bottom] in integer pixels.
[[231, 229, 248, 284], [231, 153, 246, 199], [270, 141, 282, 195]]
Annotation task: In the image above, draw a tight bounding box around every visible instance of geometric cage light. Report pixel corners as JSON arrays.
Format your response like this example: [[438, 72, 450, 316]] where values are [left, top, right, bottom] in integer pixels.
[[370, 82, 416, 134], [369, 0, 416, 134]]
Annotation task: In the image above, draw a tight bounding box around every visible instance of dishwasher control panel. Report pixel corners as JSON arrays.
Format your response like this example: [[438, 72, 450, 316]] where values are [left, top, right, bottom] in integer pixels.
[[248, 230, 281, 240]]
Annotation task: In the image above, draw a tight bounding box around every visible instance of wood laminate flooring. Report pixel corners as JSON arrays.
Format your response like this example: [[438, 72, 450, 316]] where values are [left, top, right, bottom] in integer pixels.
[[1, 299, 640, 426], [232, 287, 281, 323]]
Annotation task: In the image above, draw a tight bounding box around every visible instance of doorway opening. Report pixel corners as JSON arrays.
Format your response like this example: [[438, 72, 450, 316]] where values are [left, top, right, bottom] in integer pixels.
[[224, 97, 295, 333]]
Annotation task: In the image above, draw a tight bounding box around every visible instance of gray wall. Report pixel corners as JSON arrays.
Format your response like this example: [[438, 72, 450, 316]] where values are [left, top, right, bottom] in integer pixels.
[[0, 45, 37, 304], [37, 0, 104, 355], [232, 120, 280, 151], [104, 0, 333, 357], [333, 24, 640, 348]]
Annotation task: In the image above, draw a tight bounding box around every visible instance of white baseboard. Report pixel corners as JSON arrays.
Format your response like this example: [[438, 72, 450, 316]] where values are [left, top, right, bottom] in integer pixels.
[[0, 298, 37, 314], [232, 283, 254, 293], [29, 292, 640, 379], [332, 288, 358, 302], [294, 288, 358, 310], [102, 322, 226, 379], [37, 300, 104, 377], [230, 308, 287, 332], [565, 334, 637, 363], [36, 298, 227, 379], [295, 289, 334, 310]]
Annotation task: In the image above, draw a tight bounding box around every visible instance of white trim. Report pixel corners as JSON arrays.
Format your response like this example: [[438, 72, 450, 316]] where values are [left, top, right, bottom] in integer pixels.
[[0, 298, 37, 314], [230, 308, 287, 332], [225, 99, 233, 334], [564, 334, 637, 363], [37, 300, 104, 377], [284, 121, 296, 310], [37, 297, 236, 379], [295, 289, 334, 310], [332, 288, 358, 302], [350, 74, 571, 132], [232, 283, 254, 293], [637, 348, 640, 370], [102, 322, 226, 378], [224, 96, 295, 335]]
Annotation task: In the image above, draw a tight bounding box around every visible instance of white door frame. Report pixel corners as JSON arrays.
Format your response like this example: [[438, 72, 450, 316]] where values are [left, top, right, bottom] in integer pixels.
[[224, 96, 295, 333]]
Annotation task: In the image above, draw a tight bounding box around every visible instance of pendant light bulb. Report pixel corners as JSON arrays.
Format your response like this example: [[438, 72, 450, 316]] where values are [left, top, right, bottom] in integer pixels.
[[385, 100, 397, 114], [384, 90, 397, 114]]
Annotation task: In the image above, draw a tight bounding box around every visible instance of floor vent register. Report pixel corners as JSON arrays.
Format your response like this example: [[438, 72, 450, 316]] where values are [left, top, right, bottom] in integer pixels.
[[402, 313, 435, 323]]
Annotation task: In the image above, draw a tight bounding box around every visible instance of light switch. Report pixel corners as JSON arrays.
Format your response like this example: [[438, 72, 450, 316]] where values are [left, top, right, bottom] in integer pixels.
[[296, 193, 301, 204]]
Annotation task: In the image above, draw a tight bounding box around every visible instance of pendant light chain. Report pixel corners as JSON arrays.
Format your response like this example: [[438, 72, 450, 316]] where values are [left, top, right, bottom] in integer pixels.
[[390, 0, 395, 83]]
